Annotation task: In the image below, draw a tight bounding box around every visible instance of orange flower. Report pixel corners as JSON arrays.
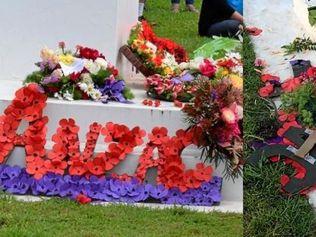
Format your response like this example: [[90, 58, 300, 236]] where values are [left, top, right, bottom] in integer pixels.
[[45, 159, 67, 175], [69, 160, 87, 176], [86, 156, 105, 176], [194, 163, 212, 181]]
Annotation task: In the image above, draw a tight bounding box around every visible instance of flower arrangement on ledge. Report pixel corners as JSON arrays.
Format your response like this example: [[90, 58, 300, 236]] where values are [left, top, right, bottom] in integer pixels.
[[182, 77, 243, 179], [128, 21, 188, 76], [146, 52, 243, 102], [24, 42, 134, 103]]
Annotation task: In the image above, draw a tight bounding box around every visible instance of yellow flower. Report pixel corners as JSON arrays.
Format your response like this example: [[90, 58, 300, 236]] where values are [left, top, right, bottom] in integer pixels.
[[221, 69, 229, 77], [163, 67, 173, 75], [229, 74, 243, 90], [59, 54, 74, 65]]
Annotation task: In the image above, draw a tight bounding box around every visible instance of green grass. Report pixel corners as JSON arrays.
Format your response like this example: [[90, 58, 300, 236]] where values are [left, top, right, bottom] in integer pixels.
[[0, 196, 242, 237], [243, 33, 316, 236], [0, 1, 243, 237], [144, 0, 210, 55]]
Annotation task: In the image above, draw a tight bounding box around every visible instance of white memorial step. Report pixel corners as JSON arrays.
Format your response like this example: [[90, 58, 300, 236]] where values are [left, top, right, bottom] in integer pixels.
[[0, 79, 243, 207]]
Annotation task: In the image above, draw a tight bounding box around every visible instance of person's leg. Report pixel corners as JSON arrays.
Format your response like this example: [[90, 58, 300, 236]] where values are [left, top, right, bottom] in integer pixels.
[[186, 0, 198, 13], [171, 0, 180, 13], [207, 20, 241, 38]]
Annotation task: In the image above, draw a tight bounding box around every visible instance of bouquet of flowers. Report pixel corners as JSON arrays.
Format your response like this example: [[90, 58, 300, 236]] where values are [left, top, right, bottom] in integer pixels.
[[24, 42, 134, 103], [146, 52, 243, 102], [128, 21, 188, 76], [182, 77, 243, 179]]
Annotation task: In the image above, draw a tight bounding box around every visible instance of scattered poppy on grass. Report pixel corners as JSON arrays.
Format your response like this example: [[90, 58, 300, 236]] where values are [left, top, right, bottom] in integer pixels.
[[261, 74, 280, 83], [280, 174, 290, 186], [277, 121, 301, 137], [76, 194, 92, 204], [259, 83, 274, 97], [281, 77, 301, 92]]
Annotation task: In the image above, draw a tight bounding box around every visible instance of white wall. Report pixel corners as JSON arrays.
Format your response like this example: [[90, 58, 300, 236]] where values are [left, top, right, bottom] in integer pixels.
[[0, 0, 138, 81]]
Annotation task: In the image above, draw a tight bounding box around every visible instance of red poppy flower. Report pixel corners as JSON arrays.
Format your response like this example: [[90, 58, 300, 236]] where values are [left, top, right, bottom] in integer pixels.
[[0, 127, 15, 143], [101, 122, 116, 142], [69, 160, 87, 176], [26, 157, 47, 179], [25, 145, 46, 162], [24, 106, 43, 122], [45, 159, 67, 175], [280, 174, 290, 186], [100, 151, 120, 171], [277, 121, 301, 137], [259, 83, 274, 97], [107, 143, 126, 161], [79, 47, 102, 60], [277, 110, 297, 122], [76, 194, 91, 204], [148, 127, 169, 145], [184, 170, 200, 189], [261, 74, 280, 83], [86, 156, 105, 176], [246, 26, 263, 36], [281, 77, 301, 92], [48, 144, 67, 161], [307, 67, 316, 78], [194, 163, 212, 181], [131, 127, 146, 146], [176, 129, 194, 146], [59, 118, 79, 134], [89, 122, 102, 133], [118, 134, 136, 153]]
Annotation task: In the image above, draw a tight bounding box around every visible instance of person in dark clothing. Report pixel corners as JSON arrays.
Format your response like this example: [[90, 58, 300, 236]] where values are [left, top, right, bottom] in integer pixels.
[[198, 0, 243, 37]]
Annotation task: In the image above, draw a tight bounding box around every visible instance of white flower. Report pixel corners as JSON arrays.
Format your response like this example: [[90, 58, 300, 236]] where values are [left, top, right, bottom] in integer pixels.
[[145, 41, 157, 53], [80, 73, 93, 84], [188, 57, 204, 70], [78, 82, 89, 92], [60, 58, 85, 76], [63, 90, 74, 101], [90, 90, 102, 101], [95, 57, 108, 69], [226, 52, 241, 61], [162, 52, 179, 70], [179, 62, 189, 70], [84, 59, 101, 75], [54, 92, 63, 100]]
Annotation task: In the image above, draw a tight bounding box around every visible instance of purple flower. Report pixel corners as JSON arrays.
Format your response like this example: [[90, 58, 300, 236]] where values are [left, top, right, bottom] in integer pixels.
[[42, 75, 59, 85], [99, 79, 126, 103], [149, 184, 169, 199]]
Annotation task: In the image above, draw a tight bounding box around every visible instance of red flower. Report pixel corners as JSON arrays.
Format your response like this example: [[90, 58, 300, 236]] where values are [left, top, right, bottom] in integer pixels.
[[307, 67, 316, 78], [76, 194, 91, 204], [131, 127, 146, 146], [69, 72, 81, 82], [246, 26, 263, 36], [58, 41, 65, 48], [59, 118, 79, 134], [261, 74, 280, 83], [184, 170, 200, 189], [281, 77, 301, 92], [69, 160, 87, 176], [277, 121, 301, 137], [174, 100, 183, 108], [45, 159, 67, 175], [79, 47, 103, 60], [280, 175, 290, 186], [194, 163, 212, 181], [26, 157, 47, 179], [199, 59, 216, 78], [148, 127, 169, 145], [259, 83, 274, 97], [86, 156, 105, 176]]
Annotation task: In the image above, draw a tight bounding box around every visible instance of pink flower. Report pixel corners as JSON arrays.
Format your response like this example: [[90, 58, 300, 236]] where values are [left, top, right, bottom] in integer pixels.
[[199, 59, 216, 78], [254, 58, 267, 67], [221, 107, 237, 124]]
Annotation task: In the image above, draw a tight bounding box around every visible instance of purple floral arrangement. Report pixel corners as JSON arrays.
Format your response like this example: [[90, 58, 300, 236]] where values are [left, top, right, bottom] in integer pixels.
[[0, 164, 222, 206]]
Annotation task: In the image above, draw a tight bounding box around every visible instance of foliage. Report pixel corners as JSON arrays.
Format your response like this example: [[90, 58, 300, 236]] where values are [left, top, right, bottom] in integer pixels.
[[0, 196, 243, 237], [281, 82, 316, 128], [282, 37, 316, 55]]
